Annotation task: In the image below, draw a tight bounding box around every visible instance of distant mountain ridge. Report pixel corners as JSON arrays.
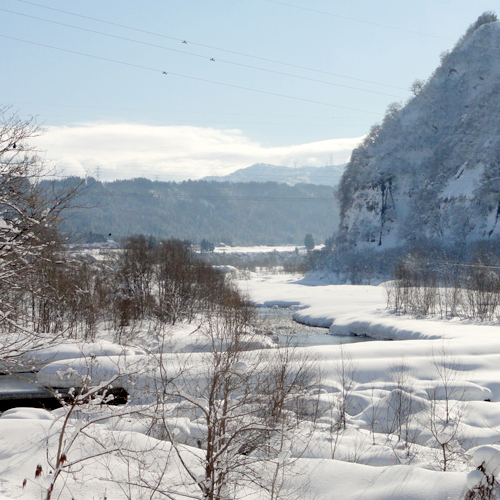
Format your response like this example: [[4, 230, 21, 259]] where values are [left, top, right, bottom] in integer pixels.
[[204, 163, 346, 187], [338, 15, 500, 250]]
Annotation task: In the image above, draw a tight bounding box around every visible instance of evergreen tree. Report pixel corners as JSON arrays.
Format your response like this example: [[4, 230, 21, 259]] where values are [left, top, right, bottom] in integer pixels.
[[304, 233, 315, 251], [200, 239, 215, 252]]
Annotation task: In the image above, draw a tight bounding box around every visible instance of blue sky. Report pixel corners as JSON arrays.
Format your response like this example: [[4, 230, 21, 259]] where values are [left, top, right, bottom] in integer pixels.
[[1, 0, 498, 180]]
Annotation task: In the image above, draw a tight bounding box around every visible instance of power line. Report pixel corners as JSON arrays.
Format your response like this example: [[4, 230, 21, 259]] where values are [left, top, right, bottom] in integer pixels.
[[49, 164, 350, 177], [72, 191, 338, 202], [54, 173, 347, 183], [421, 259, 500, 271], [5, 101, 373, 119], [264, 1, 500, 66], [7, 101, 376, 125], [40, 144, 355, 156], [30, 118, 362, 126], [51, 166, 351, 174], [0, 33, 384, 116], [44, 166, 349, 182], [1, 8, 406, 99], [51, 168, 347, 174], [45, 173, 346, 186], [262, 0, 455, 42], [0, 33, 159, 71], [50, 160, 351, 167], [13, 0, 411, 92]]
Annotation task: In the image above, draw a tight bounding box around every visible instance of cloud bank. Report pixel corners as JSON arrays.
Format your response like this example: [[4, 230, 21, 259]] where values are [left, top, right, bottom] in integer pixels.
[[34, 123, 363, 182]]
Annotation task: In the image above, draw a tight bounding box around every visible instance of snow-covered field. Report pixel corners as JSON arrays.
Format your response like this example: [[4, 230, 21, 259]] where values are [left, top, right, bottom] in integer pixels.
[[2, 272, 500, 499], [239, 272, 500, 396], [212, 244, 323, 254], [214, 245, 301, 253]]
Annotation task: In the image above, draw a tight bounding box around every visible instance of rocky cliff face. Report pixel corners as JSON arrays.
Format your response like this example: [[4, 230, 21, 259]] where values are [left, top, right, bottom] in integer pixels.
[[338, 18, 500, 250]]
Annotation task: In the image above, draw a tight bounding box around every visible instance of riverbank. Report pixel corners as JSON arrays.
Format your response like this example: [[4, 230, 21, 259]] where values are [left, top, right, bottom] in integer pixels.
[[238, 271, 500, 402], [1, 274, 500, 499]]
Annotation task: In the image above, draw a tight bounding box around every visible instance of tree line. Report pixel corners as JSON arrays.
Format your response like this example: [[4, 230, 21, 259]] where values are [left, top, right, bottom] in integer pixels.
[[47, 176, 338, 246]]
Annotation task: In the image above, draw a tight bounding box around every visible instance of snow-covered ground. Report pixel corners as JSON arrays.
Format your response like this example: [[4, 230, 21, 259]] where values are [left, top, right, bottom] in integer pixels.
[[239, 272, 500, 397], [215, 245, 294, 253], [238, 272, 500, 497], [213, 245, 311, 253], [2, 272, 500, 499]]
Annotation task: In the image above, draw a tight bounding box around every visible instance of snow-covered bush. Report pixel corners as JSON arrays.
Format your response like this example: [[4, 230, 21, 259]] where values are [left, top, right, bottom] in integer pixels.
[[464, 446, 500, 499], [386, 251, 500, 322]]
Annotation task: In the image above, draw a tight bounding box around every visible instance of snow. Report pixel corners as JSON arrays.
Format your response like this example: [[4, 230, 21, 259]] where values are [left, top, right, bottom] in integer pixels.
[[26, 340, 142, 367], [466, 468, 485, 489], [237, 273, 500, 485], [203, 163, 346, 187], [212, 264, 238, 273], [4, 272, 500, 498], [37, 355, 129, 389], [231, 360, 248, 374], [214, 245, 303, 254], [300, 459, 465, 500], [472, 445, 500, 476], [440, 162, 484, 201], [277, 449, 291, 464], [0, 407, 54, 420]]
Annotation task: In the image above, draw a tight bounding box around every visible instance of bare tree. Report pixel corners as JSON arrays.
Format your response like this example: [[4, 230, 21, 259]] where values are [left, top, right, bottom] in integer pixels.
[[424, 344, 471, 471], [464, 447, 500, 500], [327, 345, 358, 460], [143, 303, 321, 500], [410, 79, 426, 96], [334, 345, 357, 431], [0, 105, 85, 368], [23, 354, 147, 500], [386, 359, 421, 464], [364, 385, 384, 446], [388, 360, 416, 442]]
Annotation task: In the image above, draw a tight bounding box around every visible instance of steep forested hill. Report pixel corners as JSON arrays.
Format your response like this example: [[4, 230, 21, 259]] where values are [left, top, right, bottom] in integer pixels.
[[338, 13, 500, 251], [53, 177, 338, 245]]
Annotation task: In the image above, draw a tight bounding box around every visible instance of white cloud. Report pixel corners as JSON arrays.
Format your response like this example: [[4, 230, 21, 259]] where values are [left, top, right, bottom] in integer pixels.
[[34, 122, 363, 181]]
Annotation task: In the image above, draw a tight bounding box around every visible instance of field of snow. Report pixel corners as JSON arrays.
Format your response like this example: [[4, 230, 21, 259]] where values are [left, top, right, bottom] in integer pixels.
[[239, 273, 500, 397], [213, 245, 308, 253], [209, 244, 324, 254], [2, 272, 500, 499]]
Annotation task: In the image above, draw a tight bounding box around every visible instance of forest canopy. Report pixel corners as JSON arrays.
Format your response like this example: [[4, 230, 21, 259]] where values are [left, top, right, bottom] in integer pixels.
[[49, 177, 338, 246]]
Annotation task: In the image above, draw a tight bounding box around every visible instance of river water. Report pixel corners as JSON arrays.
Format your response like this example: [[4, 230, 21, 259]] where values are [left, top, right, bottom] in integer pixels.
[[0, 308, 372, 400], [257, 307, 373, 347]]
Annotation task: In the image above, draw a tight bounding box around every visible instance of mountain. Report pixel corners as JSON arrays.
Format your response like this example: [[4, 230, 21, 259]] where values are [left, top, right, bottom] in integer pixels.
[[204, 163, 346, 186], [338, 14, 500, 251], [51, 177, 338, 246]]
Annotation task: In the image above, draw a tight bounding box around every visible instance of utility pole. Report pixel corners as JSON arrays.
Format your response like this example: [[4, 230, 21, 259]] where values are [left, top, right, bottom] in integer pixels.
[[95, 166, 101, 181]]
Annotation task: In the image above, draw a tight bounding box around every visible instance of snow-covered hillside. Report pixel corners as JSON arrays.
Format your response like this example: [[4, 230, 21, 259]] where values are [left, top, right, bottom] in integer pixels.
[[339, 15, 500, 249], [204, 163, 346, 186]]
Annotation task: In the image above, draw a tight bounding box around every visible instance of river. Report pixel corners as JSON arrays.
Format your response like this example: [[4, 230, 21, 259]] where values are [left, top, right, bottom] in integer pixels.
[[258, 306, 374, 347]]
